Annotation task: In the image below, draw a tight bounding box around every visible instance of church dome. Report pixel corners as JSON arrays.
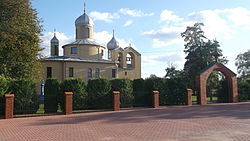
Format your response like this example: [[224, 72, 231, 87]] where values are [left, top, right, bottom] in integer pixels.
[[75, 13, 94, 26], [107, 30, 119, 50], [51, 35, 59, 43]]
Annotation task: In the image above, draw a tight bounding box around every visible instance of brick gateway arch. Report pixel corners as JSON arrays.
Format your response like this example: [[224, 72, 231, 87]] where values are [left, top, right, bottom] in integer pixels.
[[196, 63, 238, 105]]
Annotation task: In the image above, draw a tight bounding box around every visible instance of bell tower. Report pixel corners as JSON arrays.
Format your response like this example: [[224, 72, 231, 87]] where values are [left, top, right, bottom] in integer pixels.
[[75, 3, 94, 40], [50, 29, 59, 56]]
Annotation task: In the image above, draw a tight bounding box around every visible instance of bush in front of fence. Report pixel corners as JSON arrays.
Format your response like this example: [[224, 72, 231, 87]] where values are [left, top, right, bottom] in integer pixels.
[[61, 78, 87, 110], [144, 77, 165, 105], [44, 78, 60, 113], [132, 78, 150, 107], [238, 79, 250, 101], [8, 79, 40, 114], [164, 77, 186, 105], [111, 78, 133, 108], [0, 76, 8, 114], [87, 78, 112, 109]]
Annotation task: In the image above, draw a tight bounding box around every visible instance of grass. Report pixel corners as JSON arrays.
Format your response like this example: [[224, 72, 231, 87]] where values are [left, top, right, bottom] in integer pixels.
[[36, 104, 63, 114], [192, 96, 218, 102]]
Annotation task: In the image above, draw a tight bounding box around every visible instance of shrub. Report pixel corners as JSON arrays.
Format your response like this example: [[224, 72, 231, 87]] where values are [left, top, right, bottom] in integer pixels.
[[8, 79, 39, 114], [111, 78, 133, 108], [238, 80, 250, 101], [44, 78, 60, 113], [144, 77, 165, 105], [61, 78, 87, 110], [0, 76, 8, 114], [217, 80, 229, 102], [87, 78, 111, 109], [132, 79, 150, 107], [164, 77, 186, 105]]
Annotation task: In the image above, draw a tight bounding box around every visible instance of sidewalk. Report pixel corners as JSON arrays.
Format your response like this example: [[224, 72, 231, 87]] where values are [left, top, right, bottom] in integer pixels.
[[0, 102, 250, 141]]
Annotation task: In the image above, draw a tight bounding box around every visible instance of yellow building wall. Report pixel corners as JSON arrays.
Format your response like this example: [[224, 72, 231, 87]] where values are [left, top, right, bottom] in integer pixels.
[[63, 44, 105, 59], [41, 60, 117, 83]]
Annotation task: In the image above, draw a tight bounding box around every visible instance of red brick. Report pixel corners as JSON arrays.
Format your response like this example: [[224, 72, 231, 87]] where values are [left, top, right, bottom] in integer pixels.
[[5, 94, 14, 119], [64, 92, 73, 115], [113, 91, 120, 111], [152, 91, 159, 108]]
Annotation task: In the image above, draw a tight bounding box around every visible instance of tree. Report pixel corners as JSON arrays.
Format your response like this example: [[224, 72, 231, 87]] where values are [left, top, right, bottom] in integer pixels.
[[181, 23, 227, 89], [0, 0, 42, 80], [235, 50, 250, 80]]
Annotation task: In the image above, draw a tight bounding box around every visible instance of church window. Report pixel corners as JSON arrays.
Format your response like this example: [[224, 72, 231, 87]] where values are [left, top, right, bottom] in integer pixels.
[[84, 28, 89, 38], [95, 68, 100, 78], [112, 69, 116, 78], [71, 47, 77, 54], [88, 68, 92, 78], [47, 67, 52, 78], [69, 67, 74, 77], [55, 45, 59, 56]]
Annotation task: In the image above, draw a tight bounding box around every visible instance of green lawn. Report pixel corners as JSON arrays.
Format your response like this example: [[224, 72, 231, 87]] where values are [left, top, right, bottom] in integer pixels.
[[192, 96, 218, 102], [36, 104, 62, 114]]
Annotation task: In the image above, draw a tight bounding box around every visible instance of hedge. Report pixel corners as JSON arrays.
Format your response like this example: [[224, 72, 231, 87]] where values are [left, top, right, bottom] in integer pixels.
[[87, 78, 112, 109], [61, 78, 87, 110], [0, 76, 8, 114], [144, 77, 165, 105], [8, 79, 39, 114], [238, 80, 250, 101], [132, 78, 149, 107], [44, 78, 60, 113], [164, 77, 186, 105], [111, 78, 133, 108]]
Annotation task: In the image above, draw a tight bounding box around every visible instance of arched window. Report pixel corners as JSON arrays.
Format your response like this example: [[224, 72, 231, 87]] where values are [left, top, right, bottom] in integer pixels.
[[84, 28, 89, 38], [88, 68, 92, 78], [95, 68, 100, 78], [117, 52, 123, 67], [126, 52, 135, 68]]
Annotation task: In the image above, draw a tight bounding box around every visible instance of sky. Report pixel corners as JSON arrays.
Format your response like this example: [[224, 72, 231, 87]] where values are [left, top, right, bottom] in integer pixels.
[[32, 0, 250, 78]]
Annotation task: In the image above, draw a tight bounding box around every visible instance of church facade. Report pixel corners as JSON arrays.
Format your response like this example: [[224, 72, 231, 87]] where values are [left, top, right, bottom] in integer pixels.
[[40, 8, 141, 83]]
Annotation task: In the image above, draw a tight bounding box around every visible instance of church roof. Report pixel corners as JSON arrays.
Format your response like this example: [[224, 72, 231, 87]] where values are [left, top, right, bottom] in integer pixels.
[[41, 56, 116, 64], [75, 13, 94, 26], [51, 35, 59, 43], [107, 30, 119, 50], [62, 39, 105, 48]]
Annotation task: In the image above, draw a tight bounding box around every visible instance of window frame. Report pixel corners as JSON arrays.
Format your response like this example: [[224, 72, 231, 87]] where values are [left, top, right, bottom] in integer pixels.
[[71, 47, 78, 54], [69, 67, 74, 77]]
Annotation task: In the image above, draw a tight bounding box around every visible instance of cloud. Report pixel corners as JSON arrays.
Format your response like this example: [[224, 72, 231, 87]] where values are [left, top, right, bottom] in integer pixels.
[[144, 7, 250, 48], [39, 32, 74, 57], [119, 8, 154, 17], [94, 31, 135, 48], [89, 11, 119, 23], [123, 20, 133, 27], [160, 10, 183, 22]]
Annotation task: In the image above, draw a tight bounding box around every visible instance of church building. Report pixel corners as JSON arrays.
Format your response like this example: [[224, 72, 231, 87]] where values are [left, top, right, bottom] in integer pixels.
[[40, 6, 141, 83]]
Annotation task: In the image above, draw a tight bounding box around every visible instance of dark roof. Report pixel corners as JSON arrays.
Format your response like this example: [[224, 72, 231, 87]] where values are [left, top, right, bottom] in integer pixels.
[[41, 56, 116, 64], [197, 62, 236, 76]]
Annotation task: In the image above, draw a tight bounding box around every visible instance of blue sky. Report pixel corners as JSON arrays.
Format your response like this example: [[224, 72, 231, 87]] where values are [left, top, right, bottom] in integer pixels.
[[33, 0, 250, 78]]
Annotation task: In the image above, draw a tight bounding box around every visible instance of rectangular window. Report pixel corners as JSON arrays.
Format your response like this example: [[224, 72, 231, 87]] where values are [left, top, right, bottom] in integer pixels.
[[84, 28, 89, 38], [125, 71, 127, 76], [55, 45, 59, 56], [112, 69, 116, 78], [95, 68, 100, 78], [88, 68, 92, 78], [47, 67, 52, 78], [71, 47, 77, 54], [69, 67, 74, 77]]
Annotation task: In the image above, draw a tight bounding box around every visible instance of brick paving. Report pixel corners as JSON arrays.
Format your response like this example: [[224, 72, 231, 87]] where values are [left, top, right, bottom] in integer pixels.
[[0, 102, 250, 141]]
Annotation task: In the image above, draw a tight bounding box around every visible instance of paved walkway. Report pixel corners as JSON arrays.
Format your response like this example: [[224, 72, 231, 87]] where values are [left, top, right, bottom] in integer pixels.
[[0, 102, 250, 141]]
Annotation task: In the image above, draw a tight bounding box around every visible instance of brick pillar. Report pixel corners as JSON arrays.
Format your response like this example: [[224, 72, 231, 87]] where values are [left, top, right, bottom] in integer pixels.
[[64, 92, 73, 115], [152, 91, 159, 108], [186, 89, 193, 106], [5, 94, 14, 119], [113, 91, 120, 111]]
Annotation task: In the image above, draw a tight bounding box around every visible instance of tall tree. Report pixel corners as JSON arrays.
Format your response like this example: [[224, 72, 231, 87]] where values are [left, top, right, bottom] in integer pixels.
[[235, 50, 250, 80], [0, 0, 42, 80], [181, 23, 227, 89]]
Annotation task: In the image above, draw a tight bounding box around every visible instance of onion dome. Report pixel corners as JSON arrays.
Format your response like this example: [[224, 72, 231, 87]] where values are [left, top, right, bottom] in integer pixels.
[[51, 31, 59, 43], [107, 30, 119, 50], [75, 3, 93, 26]]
